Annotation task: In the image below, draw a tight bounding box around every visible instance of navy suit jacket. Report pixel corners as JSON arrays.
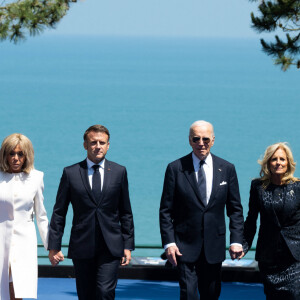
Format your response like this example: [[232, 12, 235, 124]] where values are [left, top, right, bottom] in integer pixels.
[[159, 153, 244, 264], [48, 159, 134, 259]]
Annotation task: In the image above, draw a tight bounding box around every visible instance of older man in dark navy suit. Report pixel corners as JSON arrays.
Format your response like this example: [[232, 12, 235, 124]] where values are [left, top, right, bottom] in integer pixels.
[[48, 124, 134, 300], [160, 120, 244, 300]]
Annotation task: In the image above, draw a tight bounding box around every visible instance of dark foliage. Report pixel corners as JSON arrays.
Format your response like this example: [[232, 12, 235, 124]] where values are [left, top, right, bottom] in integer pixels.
[[250, 0, 300, 71], [0, 0, 76, 43]]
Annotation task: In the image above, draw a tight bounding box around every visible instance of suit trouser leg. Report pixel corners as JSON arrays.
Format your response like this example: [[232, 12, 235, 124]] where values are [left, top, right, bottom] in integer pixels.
[[177, 249, 222, 300], [196, 249, 222, 300], [177, 260, 199, 300], [95, 252, 120, 300], [73, 257, 97, 300], [73, 252, 120, 300]]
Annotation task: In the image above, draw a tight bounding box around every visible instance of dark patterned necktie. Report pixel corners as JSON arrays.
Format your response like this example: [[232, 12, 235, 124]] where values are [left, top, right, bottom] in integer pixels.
[[198, 160, 207, 206], [92, 165, 101, 202]]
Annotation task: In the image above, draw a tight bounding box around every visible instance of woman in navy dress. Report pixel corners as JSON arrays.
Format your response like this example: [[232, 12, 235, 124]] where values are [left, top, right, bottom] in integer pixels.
[[242, 142, 300, 299]]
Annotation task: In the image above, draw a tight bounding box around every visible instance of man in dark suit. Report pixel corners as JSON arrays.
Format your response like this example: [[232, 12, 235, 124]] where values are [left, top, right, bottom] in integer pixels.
[[48, 124, 134, 300], [159, 120, 244, 300]]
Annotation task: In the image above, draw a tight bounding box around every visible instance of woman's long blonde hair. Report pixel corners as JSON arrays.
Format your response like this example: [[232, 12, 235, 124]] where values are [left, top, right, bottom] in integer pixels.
[[259, 142, 297, 188]]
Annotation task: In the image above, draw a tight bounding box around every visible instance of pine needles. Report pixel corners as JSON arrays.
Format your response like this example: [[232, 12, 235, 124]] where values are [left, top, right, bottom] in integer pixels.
[[251, 0, 300, 71], [0, 0, 74, 43]]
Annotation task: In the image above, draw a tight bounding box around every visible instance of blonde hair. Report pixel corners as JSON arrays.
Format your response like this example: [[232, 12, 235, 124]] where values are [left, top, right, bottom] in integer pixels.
[[259, 142, 297, 187], [0, 133, 34, 173]]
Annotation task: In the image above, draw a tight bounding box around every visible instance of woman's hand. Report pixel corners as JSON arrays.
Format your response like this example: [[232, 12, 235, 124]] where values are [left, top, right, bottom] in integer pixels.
[[49, 250, 64, 266]]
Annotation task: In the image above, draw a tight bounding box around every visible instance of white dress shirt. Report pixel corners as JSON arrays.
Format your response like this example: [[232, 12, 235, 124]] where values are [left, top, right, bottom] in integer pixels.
[[86, 158, 105, 190]]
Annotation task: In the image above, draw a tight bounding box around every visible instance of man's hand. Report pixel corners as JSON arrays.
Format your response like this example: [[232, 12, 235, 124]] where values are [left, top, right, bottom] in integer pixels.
[[49, 250, 64, 266], [120, 249, 131, 266], [165, 245, 182, 266], [229, 244, 243, 260]]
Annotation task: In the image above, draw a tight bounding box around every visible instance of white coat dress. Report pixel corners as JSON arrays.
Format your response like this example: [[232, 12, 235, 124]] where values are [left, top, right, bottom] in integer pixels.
[[0, 169, 49, 300]]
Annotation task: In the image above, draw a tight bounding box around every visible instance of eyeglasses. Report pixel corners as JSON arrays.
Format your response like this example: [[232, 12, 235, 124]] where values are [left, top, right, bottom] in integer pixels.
[[9, 151, 25, 157], [192, 137, 211, 144]]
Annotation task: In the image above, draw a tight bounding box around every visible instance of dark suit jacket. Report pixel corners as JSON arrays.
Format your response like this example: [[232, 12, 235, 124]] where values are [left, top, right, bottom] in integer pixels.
[[243, 179, 300, 263], [48, 159, 134, 259], [159, 153, 244, 264]]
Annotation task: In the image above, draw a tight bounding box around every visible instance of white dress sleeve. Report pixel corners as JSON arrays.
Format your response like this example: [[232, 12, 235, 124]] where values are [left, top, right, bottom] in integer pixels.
[[34, 172, 49, 250]]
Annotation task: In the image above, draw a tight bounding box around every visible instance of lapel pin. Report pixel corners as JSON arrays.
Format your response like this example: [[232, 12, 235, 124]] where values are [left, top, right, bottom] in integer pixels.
[[218, 168, 222, 172]]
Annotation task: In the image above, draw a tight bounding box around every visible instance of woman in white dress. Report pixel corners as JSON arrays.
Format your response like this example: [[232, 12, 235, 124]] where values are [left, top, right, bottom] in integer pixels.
[[0, 133, 49, 300]]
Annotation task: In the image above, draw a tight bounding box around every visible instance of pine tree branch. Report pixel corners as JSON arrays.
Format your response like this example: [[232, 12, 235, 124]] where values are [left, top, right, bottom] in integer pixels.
[[0, 0, 74, 43], [250, 0, 300, 70]]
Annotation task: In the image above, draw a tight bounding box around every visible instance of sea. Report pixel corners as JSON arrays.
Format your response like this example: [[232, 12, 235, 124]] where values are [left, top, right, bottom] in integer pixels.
[[1, 35, 300, 261]]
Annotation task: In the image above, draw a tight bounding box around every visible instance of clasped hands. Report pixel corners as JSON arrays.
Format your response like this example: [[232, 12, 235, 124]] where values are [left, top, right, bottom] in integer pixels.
[[49, 249, 64, 266]]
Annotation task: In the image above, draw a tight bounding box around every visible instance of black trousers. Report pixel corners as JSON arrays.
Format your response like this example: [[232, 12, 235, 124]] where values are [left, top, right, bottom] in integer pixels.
[[177, 248, 222, 300], [72, 225, 121, 300]]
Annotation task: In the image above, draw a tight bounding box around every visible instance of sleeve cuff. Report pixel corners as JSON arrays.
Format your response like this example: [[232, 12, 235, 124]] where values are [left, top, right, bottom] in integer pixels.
[[164, 242, 176, 250], [230, 243, 242, 247]]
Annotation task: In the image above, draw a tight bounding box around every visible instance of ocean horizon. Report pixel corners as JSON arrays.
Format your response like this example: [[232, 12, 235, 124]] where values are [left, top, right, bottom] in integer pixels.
[[1, 35, 300, 259]]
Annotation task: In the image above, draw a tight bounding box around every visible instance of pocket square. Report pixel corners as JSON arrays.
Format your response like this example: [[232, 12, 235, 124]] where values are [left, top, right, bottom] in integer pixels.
[[220, 181, 227, 186]]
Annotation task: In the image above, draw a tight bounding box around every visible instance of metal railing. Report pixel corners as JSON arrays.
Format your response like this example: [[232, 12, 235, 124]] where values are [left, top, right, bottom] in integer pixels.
[[38, 244, 164, 258]]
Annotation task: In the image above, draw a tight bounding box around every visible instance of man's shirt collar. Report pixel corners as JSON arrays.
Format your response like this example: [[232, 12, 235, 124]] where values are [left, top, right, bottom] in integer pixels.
[[86, 157, 105, 169], [192, 152, 212, 170]]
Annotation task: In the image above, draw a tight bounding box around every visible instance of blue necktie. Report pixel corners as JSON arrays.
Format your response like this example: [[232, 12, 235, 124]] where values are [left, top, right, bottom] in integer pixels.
[[198, 160, 207, 206], [92, 165, 101, 202]]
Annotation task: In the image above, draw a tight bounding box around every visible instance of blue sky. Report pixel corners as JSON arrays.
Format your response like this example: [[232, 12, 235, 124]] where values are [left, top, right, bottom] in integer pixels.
[[48, 0, 261, 38]]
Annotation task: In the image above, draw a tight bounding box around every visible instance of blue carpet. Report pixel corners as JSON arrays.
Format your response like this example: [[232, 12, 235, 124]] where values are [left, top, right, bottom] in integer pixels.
[[32, 278, 264, 299]]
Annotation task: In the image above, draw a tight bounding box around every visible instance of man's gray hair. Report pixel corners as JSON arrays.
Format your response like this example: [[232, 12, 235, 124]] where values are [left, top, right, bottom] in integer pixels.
[[189, 120, 215, 137]]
